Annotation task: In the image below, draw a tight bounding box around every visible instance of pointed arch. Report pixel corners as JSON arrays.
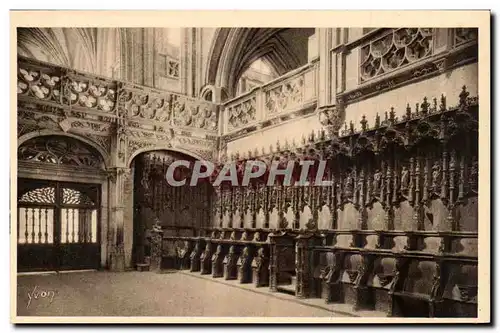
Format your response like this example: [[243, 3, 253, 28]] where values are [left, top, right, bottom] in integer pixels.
[[18, 130, 110, 169], [205, 28, 314, 99], [127, 145, 205, 167]]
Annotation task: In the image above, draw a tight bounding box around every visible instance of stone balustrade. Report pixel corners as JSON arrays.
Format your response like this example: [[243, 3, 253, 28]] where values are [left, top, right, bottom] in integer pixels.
[[222, 62, 319, 135]]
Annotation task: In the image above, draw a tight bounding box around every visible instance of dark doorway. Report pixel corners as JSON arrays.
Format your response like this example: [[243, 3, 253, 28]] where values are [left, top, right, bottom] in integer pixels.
[[17, 178, 101, 272]]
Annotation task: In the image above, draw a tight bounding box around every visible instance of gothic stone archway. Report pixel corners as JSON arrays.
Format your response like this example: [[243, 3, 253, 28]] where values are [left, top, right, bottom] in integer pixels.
[[17, 135, 108, 272]]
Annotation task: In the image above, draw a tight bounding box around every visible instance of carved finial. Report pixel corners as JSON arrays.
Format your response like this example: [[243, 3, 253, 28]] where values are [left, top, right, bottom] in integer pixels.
[[360, 115, 368, 132], [241, 151, 247, 159], [254, 147, 259, 157], [230, 153, 235, 161], [384, 111, 389, 123], [389, 107, 396, 124], [301, 134, 306, 145], [415, 103, 420, 115], [421, 97, 430, 115], [459, 85, 469, 110], [375, 113, 381, 128], [291, 138, 297, 148], [234, 151, 240, 160], [344, 122, 348, 133], [284, 139, 290, 150], [276, 139, 281, 152], [349, 121, 355, 134], [261, 147, 266, 156], [269, 144, 274, 153], [406, 103, 412, 120], [320, 129, 326, 141], [433, 97, 438, 113], [440, 94, 447, 111], [309, 130, 315, 142]]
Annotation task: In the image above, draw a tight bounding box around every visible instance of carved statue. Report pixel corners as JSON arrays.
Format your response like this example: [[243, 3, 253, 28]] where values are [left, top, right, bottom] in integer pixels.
[[431, 161, 442, 193], [212, 245, 222, 261], [469, 159, 478, 192], [241, 231, 249, 241], [253, 232, 261, 242], [252, 247, 269, 287], [177, 241, 189, 259], [200, 243, 212, 274], [255, 247, 265, 266], [344, 170, 354, 199], [400, 165, 410, 192], [238, 246, 251, 273], [190, 243, 200, 260], [202, 243, 211, 256], [371, 169, 382, 198]]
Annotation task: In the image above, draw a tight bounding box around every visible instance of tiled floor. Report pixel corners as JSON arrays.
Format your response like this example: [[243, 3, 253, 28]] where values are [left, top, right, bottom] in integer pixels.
[[16, 270, 355, 318]]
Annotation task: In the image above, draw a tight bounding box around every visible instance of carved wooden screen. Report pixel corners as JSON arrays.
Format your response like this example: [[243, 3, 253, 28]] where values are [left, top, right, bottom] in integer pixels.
[[18, 135, 105, 169], [134, 151, 213, 232]]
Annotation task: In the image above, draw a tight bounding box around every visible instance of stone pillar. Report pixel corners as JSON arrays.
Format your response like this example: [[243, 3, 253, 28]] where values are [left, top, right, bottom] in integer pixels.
[[269, 242, 278, 292], [108, 167, 131, 272], [107, 115, 131, 271], [148, 227, 164, 272], [142, 28, 156, 87], [295, 234, 322, 298], [317, 28, 333, 107]]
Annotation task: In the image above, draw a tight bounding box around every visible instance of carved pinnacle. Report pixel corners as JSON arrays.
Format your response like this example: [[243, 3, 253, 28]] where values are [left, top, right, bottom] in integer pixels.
[[360, 115, 368, 132]]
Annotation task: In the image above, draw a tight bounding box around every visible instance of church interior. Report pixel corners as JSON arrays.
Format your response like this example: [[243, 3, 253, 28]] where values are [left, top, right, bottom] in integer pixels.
[[16, 27, 479, 318]]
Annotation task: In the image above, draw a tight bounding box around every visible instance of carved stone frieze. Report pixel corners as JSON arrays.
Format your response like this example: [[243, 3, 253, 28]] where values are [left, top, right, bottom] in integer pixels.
[[227, 96, 256, 132], [118, 89, 171, 122], [18, 61, 118, 113], [265, 75, 304, 115], [127, 139, 159, 158]]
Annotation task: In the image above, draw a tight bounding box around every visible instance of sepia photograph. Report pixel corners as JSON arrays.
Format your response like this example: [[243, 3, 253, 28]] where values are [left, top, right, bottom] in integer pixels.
[[10, 10, 490, 324]]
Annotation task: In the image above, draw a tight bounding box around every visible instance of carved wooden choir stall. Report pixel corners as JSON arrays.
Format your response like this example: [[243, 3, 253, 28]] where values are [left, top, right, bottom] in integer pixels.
[[141, 87, 478, 318]]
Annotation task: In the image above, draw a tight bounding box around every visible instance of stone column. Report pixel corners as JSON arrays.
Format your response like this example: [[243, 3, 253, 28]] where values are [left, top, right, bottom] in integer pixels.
[[295, 233, 322, 298], [148, 227, 164, 272], [317, 28, 333, 108], [107, 116, 131, 271], [108, 167, 131, 272]]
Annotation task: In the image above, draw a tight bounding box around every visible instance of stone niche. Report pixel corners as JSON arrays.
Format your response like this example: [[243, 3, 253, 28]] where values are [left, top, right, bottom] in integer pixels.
[[423, 198, 451, 231], [317, 205, 332, 230], [393, 200, 415, 231], [243, 209, 253, 228], [337, 202, 360, 230], [366, 201, 385, 230], [443, 264, 478, 302], [232, 208, 242, 228], [269, 208, 279, 229], [299, 205, 313, 229], [456, 196, 478, 232], [255, 208, 265, 229], [402, 260, 438, 296]]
